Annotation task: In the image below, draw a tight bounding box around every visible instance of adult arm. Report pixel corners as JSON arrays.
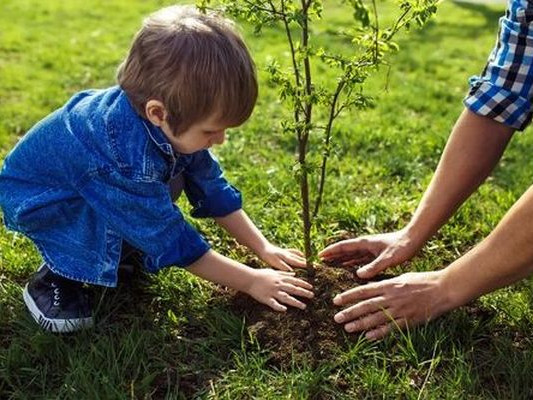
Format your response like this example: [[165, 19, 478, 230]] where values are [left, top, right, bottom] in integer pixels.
[[320, 109, 514, 278], [333, 183, 533, 339]]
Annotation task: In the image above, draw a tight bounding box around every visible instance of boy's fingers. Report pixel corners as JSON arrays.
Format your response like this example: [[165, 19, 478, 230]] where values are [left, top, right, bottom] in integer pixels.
[[281, 284, 314, 299], [287, 248, 305, 257], [284, 254, 307, 268], [285, 276, 313, 290], [278, 271, 296, 276], [268, 298, 287, 312], [274, 260, 293, 272], [277, 292, 306, 310]]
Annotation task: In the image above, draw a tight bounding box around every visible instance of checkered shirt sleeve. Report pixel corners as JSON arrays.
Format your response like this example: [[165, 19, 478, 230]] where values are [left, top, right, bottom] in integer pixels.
[[464, 0, 533, 131]]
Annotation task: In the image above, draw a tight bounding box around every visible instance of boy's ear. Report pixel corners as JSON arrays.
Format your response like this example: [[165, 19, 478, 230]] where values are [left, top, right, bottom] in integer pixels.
[[145, 100, 168, 127]]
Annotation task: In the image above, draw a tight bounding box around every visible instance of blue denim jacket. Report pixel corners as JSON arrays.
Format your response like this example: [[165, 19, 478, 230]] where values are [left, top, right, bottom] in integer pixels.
[[0, 86, 242, 286]]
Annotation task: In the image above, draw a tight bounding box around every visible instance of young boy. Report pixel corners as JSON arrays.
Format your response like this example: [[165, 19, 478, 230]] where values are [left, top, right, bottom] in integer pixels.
[[0, 5, 313, 333]]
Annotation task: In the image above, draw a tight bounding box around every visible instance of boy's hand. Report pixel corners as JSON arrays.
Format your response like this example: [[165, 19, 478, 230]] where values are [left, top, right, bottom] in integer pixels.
[[246, 269, 314, 312], [257, 243, 307, 271]]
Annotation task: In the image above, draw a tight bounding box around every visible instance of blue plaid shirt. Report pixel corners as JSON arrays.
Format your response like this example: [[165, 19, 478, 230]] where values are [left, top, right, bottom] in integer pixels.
[[0, 86, 242, 286], [465, 0, 533, 130]]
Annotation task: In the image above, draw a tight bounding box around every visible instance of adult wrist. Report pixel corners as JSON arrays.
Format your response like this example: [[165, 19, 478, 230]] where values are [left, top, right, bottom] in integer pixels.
[[438, 265, 476, 312], [399, 224, 428, 254], [402, 220, 434, 250]]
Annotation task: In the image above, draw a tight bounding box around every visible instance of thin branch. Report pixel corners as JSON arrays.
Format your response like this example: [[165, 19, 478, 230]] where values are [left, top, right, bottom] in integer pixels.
[[242, 0, 285, 17], [387, 6, 411, 40], [371, 0, 379, 62], [278, 0, 304, 140]]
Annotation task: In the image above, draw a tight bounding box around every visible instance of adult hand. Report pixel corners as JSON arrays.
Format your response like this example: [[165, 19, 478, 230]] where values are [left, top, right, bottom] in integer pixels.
[[318, 229, 423, 279], [333, 271, 455, 340]]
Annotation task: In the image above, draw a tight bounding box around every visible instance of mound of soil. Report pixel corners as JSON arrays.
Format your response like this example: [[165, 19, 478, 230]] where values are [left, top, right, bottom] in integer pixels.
[[217, 265, 368, 368]]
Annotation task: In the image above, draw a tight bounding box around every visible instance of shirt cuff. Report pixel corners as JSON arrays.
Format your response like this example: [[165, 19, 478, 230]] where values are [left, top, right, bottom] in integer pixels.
[[190, 185, 243, 218], [464, 78, 531, 131], [144, 222, 210, 271]]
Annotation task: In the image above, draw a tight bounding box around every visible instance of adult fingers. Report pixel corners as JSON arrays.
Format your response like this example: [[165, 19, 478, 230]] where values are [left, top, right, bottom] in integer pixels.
[[333, 282, 384, 306], [365, 318, 408, 340], [356, 251, 396, 279], [334, 296, 388, 323], [319, 238, 370, 259], [281, 283, 314, 299], [339, 255, 375, 268], [276, 292, 307, 310], [342, 308, 393, 333]]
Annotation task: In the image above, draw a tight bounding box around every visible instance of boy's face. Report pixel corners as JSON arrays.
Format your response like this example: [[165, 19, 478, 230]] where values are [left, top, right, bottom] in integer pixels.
[[145, 100, 229, 154], [162, 114, 229, 154]]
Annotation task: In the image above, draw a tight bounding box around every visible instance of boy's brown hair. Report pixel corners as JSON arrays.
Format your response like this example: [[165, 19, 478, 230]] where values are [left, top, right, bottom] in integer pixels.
[[117, 5, 257, 134]]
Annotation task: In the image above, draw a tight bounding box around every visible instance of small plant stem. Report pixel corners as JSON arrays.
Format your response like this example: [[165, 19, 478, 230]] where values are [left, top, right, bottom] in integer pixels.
[[313, 79, 344, 218]]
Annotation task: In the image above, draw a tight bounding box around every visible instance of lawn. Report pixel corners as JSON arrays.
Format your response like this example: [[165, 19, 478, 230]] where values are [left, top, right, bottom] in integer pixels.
[[2, 0, 533, 398]]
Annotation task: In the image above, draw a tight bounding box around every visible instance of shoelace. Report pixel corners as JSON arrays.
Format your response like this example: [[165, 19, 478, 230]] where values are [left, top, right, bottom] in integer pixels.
[[50, 281, 61, 307]]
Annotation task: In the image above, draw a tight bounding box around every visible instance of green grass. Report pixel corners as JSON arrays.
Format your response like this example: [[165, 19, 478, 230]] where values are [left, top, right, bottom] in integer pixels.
[[2, 0, 533, 398]]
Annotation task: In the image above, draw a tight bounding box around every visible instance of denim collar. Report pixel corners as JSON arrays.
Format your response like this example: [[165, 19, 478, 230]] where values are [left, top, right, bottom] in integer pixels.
[[113, 86, 178, 161], [141, 119, 176, 161]]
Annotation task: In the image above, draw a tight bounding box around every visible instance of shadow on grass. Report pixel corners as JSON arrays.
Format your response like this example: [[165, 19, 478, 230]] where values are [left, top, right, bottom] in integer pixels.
[[0, 268, 246, 399]]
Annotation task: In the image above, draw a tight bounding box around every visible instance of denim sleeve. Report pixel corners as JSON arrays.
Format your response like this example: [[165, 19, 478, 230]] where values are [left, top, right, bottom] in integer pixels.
[[183, 151, 242, 218], [77, 169, 210, 268]]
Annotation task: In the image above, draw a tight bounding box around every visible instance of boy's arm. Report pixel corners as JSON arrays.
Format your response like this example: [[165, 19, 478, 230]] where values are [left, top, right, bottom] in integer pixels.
[[186, 249, 313, 311], [215, 209, 306, 270]]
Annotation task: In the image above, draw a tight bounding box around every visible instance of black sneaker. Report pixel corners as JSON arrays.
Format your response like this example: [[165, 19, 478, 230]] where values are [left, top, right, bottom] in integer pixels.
[[23, 264, 93, 333]]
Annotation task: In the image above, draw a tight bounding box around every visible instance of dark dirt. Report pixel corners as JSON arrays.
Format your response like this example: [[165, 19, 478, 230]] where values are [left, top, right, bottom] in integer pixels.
[[216, 265, 371, 368]]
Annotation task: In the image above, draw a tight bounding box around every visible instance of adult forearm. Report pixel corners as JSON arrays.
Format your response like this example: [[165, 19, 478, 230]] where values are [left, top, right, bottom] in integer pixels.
[[406, 109, 514, 245], [442, 184, 533, 307]]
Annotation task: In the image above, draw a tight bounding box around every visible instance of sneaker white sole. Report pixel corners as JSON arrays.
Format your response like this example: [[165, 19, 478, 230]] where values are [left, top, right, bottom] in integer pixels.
[[23, 284, 93, 333]]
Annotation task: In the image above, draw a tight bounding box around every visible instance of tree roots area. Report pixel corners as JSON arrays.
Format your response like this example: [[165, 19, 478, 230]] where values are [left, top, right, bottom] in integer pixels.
[[217, 266, 363, 368]]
